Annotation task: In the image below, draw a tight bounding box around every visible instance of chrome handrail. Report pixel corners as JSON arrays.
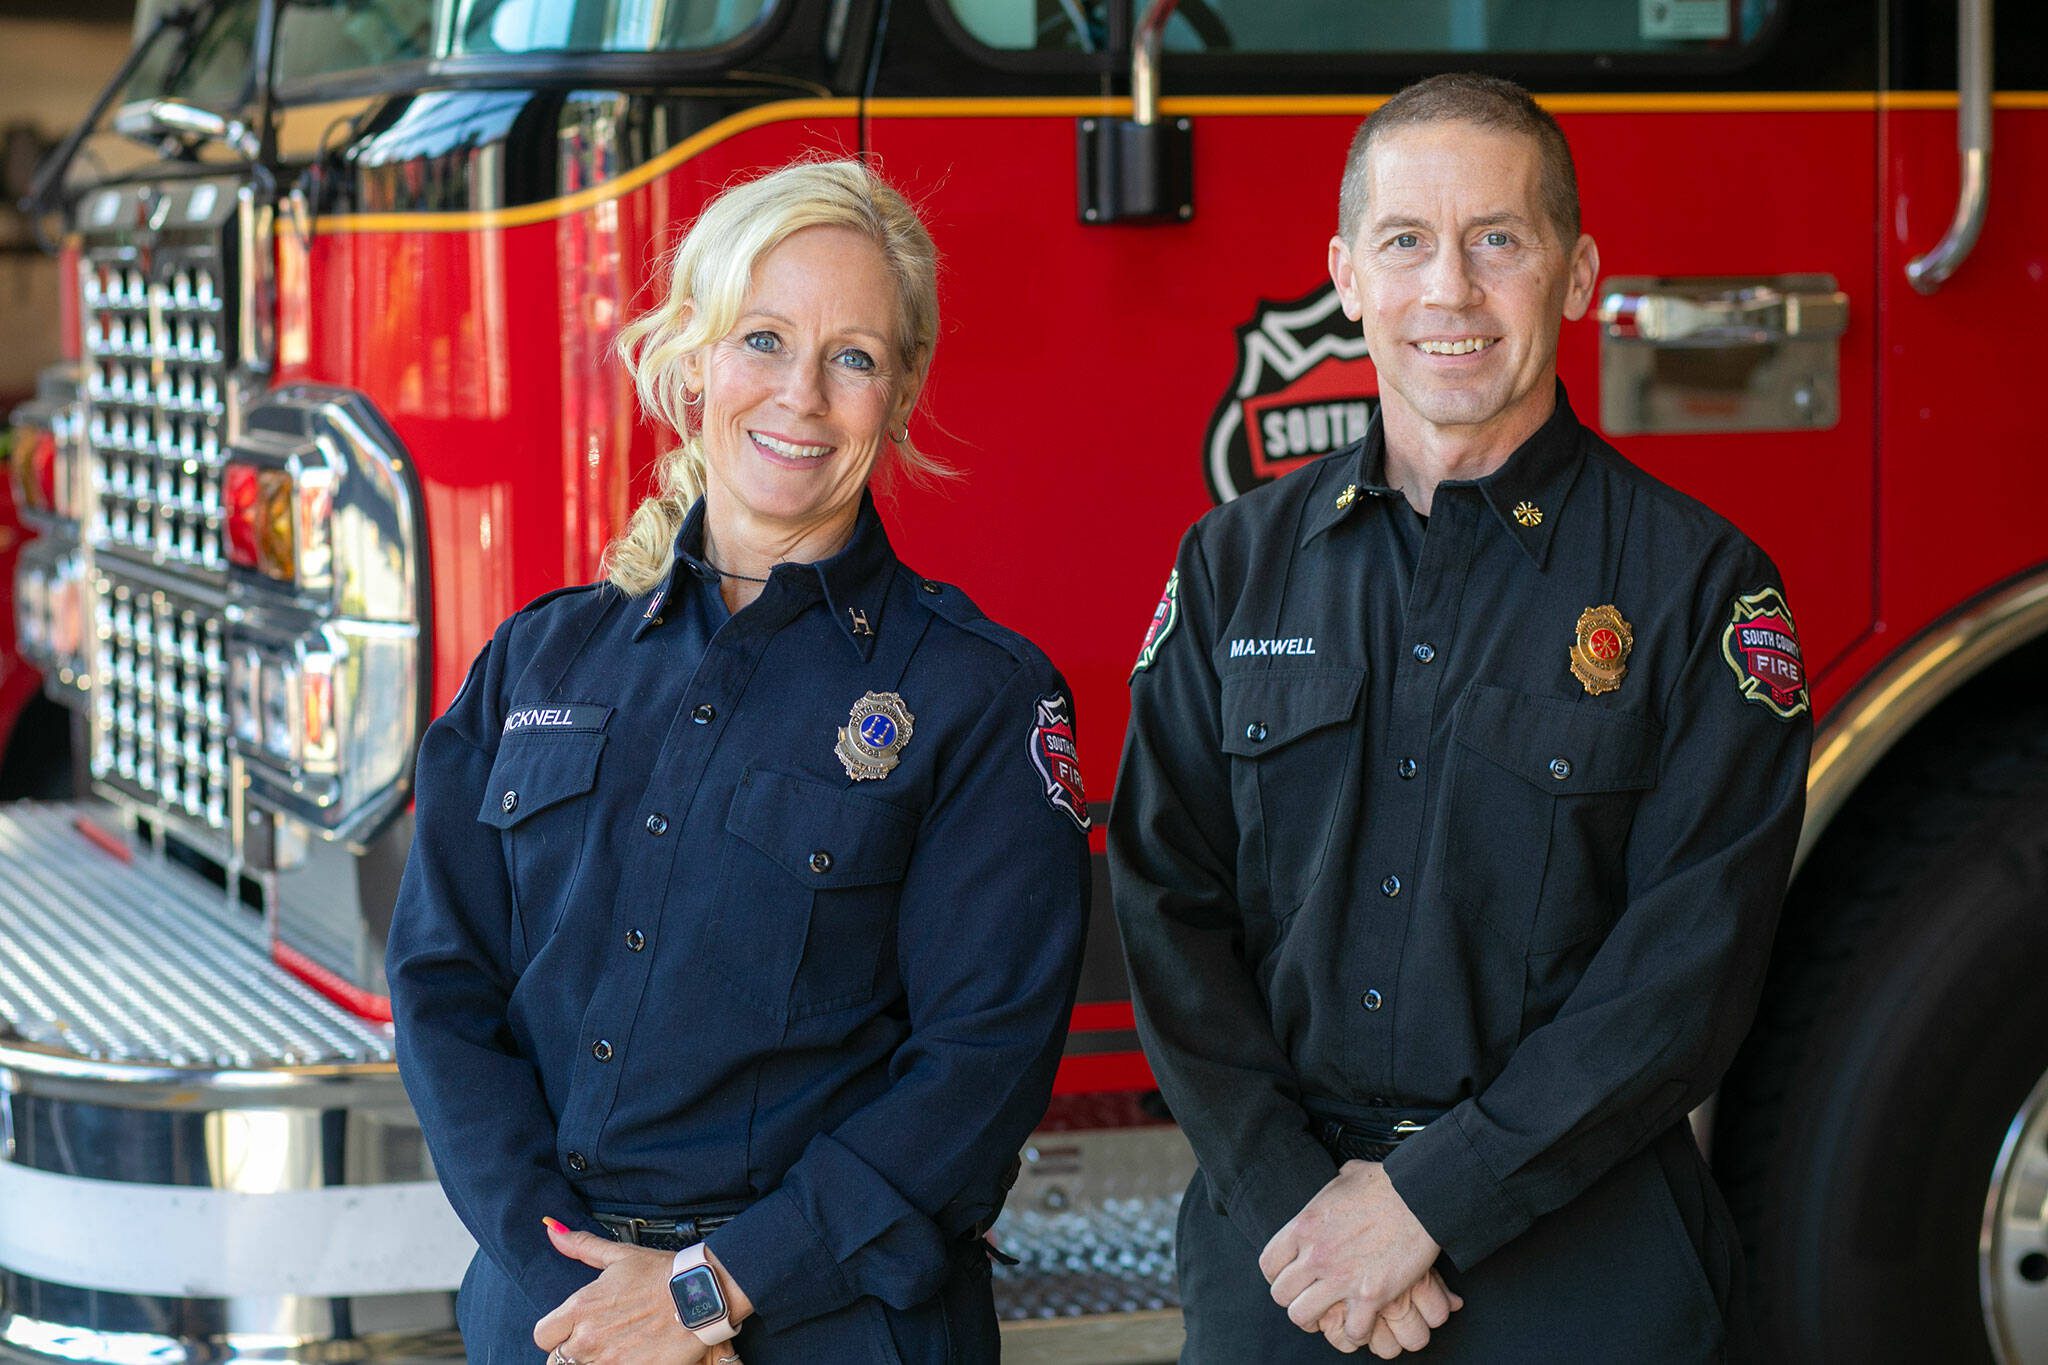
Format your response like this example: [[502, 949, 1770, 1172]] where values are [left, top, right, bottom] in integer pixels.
[[1906, 0, 1993, 294], [1132, 0, 1180, 128]]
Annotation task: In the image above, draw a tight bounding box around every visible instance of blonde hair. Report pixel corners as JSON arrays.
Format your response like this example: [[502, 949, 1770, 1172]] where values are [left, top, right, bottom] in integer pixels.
[[605, 159, 948, 595]]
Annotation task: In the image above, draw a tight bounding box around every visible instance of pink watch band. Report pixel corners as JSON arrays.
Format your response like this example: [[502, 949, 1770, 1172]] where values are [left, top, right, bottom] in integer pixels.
[[670, 1243, 740, 1345]]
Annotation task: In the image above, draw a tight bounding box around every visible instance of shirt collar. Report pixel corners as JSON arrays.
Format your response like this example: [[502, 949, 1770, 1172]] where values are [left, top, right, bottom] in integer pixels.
[[1298, 381, 1587, 569], [633, 493, 899, 658]]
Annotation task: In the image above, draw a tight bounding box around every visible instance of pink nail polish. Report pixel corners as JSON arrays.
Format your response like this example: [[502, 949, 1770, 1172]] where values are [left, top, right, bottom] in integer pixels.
[[542, 1216, 568, 1234]]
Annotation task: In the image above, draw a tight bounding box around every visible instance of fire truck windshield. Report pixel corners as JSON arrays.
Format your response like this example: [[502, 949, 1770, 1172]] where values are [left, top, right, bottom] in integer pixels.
[[124, 0, 771, 110]]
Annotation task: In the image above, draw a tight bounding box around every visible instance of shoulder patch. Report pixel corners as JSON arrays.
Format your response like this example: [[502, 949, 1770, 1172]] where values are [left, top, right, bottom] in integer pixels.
[[1131, 568, 1181, 678], [1722, 587, 1809, 719], [1029, 692, 1090, 832]]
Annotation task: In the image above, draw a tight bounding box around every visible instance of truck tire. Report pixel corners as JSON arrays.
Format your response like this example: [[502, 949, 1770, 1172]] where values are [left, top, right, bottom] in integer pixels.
[[1714, 706, 2048, 1362]]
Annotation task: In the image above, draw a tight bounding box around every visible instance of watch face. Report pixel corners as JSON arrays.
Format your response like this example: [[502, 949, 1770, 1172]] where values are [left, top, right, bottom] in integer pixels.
[[672, 1264, 725, 1330]]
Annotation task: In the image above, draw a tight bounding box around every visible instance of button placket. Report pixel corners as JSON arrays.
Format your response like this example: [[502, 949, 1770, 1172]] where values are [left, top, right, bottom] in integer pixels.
[[559, 601, 789, 1169], [1356, 492, 1478, 1089]]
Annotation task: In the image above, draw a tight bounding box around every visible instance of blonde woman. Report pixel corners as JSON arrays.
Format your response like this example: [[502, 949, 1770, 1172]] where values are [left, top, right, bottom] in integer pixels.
[[388, 160, 1091, 1364]]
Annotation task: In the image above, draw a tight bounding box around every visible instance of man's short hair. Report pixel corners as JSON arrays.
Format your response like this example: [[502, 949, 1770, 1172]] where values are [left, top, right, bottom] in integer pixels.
[[1337, 73, 1581, 245]]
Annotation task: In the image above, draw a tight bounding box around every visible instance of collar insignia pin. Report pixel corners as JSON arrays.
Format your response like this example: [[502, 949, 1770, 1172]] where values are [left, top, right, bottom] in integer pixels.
[[847, 607, 872, 637], [1335, 484, 1359, 511], [1513, 500, 1543, 528], [1570, 605, 1633, 696], [837, 691, 914, 781]]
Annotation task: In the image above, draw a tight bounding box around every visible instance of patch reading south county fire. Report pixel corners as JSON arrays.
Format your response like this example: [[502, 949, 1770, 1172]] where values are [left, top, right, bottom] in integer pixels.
[[1204, 284, 1379, 503], [1131, 568, 1180, 678], [1030, 693, 1090, 832], [1722, 587, 1810, 720]]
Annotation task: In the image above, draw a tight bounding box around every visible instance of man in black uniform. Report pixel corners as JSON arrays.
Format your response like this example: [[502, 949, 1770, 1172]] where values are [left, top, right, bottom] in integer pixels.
[[1110, 74, 1810, 1361]]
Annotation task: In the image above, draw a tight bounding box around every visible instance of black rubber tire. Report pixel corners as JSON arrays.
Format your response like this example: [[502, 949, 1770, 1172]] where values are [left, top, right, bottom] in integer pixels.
[[1714, 706, 2048, 1362]]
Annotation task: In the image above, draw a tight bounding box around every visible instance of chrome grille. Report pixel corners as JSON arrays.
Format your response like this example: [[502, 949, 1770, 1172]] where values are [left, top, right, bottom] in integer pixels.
[[91, 571, 229, 831], [81, 254, 229, 572]]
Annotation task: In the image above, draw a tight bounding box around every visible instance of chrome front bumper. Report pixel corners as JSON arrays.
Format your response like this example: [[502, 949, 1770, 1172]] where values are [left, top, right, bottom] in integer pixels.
[[0, 801, 470, 1363]]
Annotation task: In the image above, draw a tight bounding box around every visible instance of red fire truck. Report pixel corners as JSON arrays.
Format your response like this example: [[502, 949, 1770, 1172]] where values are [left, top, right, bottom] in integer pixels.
[[3, 0, 2044, 1360]]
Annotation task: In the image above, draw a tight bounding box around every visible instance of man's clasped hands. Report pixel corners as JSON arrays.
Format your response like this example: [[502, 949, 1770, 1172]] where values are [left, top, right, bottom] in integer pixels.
[[1259, 1160, 1465, 1358]]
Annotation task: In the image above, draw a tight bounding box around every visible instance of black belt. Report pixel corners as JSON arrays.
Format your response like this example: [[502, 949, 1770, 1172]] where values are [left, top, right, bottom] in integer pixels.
[[594, 1211, 738, 1252], [1307, 1105, 1444, 1165]]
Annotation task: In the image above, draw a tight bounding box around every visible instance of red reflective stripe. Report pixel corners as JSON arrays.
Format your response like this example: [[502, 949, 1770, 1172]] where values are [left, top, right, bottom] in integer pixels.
[[71, 815, 132, 863], [1051, 1051, 1156, 1095], [1069, 1001, 1136, 1033], [273, 940, 395, 1024]]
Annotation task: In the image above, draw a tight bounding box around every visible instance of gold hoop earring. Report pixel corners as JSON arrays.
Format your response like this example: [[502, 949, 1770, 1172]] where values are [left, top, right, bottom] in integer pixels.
[[890, 425, 910, 444]]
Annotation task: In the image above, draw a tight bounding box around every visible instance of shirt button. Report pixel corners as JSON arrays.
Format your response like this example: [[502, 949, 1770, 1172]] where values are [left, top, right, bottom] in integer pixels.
[[566, 1151, 587, 1173], [1412, 643, 1436, 664], [1361, 989, 1384, 1012], [592, 1040, 613, 1063], [1246, 722, 1268, 743], [1397, 757, 1418, 779], [645, 812, 668, 836], [1381, 874, 1401, 898], [1549, 757, 1573, 780], [692, 704, 715, 724], [501, 790, 517, 813], [809, 850, 833, 873], [624, 929, 646, 952]]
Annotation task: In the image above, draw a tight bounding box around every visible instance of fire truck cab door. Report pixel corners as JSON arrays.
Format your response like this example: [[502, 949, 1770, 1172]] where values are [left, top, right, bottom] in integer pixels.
[[865, 1, 1880, 768]]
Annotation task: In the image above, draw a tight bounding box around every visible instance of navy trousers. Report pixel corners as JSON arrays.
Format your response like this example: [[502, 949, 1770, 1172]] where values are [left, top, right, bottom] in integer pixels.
[[1176, 1124, 1752, 1363], [456, 1239, 1000, 1364]]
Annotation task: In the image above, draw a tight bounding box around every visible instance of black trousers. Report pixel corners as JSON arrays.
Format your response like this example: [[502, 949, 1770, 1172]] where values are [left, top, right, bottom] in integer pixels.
[[456, 1238, 1000, 1364], [1175, 1124, 1752, 1363]]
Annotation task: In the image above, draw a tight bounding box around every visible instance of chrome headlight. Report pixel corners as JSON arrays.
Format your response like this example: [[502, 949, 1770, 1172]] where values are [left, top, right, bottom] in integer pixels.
[[223, 387, 424, 841]]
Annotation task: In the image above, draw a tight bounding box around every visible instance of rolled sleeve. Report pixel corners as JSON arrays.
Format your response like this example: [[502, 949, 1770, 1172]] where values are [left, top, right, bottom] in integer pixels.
[[709, 657, 1090, 1326]]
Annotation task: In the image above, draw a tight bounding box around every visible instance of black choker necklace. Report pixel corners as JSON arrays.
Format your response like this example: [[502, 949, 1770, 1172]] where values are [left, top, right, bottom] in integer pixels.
[[705, 561, 771, 584]]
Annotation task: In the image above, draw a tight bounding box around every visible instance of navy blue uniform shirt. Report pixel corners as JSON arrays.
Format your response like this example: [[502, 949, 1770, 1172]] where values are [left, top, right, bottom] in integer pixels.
[[1111, 390, 1809, 1355], [388, 496, 1090, 1356]]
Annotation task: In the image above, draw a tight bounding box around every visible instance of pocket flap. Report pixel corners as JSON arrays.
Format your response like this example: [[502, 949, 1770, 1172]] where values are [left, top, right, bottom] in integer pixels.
[[1221, 666, 1368, 757], [477, 731, 605, 828], [1454, 683, 1662, 794], [729, 768, 919, 887]]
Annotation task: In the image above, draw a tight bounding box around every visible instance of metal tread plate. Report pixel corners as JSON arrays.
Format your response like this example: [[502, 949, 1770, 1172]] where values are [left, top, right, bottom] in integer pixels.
[[0, 802, 392, 1068], [993, 1193, 1182, 1321]]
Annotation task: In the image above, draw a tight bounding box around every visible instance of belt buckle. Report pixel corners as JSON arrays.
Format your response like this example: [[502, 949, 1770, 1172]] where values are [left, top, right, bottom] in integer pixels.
[[622, 1216, 651, 1246], [1392, 1119, 1427, 1138]]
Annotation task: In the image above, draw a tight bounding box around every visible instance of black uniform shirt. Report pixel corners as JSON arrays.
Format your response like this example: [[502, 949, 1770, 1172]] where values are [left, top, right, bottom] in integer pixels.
[[1110, 390, 1811, 1270], [388, 496, 1090, 1330]]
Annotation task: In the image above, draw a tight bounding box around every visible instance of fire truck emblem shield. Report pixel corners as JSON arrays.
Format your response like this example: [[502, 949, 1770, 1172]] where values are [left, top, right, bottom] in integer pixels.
[[1030, 692, 1090, 831], [1570, 605, 1633, 696], [1131, 568, 1180, 677], [836, 692, 914, 781], [1722, 587, 1809, 719], [1204, 283, 1379, 503]]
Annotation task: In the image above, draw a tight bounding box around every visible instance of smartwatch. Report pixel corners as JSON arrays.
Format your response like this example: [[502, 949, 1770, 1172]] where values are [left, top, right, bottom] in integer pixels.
[[668, 1244, 739, 1345]]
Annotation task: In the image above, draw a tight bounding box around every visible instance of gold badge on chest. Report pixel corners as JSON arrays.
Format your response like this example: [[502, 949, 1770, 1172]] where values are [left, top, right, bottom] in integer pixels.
[[1570, 605, 1633, 696], [836, 691, 915, 781]]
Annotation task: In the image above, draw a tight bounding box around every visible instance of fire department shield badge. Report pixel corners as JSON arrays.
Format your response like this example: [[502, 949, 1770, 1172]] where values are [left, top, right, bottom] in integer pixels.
[[1723, 588, 1810, 719], [1030, 692, 1089, 831], [1131, 568, 1180, 678], [836, 692, 914, 781], [1570, 605, 1634, 696], [1204, 283, 1379, 503]]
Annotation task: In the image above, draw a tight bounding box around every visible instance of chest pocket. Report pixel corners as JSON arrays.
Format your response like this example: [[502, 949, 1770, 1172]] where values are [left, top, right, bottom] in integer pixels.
[[1221, 666, 1368, 916], [708, 767, 919, 1024], [477, 730, 607, 967], [1442, 684, 1662, 953]]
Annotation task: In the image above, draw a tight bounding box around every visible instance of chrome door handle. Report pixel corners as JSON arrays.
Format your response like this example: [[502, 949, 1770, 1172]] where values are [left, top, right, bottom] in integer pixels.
[[1597, 286, 1849, 345], [1906, 0, 1993, 294]]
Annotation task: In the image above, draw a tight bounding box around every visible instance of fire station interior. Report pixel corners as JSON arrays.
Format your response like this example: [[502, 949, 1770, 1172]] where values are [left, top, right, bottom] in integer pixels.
[[2, 0, 2047, 1363]]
